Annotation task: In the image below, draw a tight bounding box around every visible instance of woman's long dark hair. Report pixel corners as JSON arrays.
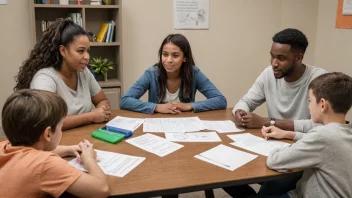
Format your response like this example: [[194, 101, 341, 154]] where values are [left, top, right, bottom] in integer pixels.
[[14, 19, 87, 91], [156, 34, 195, 102]]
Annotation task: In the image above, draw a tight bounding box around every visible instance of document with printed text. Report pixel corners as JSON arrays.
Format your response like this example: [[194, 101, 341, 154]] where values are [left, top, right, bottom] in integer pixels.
[[143, 117, 205, 132], [165, 131, 222, 142], [228, 133, 291, 156], [202, 120, 244, 133], [106, 116, 145, 131], [68, 150, 145, 177], [194, 144, 258, 171], [343, 0, 352, 15], [126, 133, 184, 157]]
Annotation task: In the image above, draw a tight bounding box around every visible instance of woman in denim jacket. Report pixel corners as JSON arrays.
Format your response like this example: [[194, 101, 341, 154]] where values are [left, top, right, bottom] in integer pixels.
[[120, 34, 227, 114]]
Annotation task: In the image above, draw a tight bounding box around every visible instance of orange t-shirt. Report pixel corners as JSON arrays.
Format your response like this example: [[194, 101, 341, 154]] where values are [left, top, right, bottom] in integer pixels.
[[0, 140, 83, 198]]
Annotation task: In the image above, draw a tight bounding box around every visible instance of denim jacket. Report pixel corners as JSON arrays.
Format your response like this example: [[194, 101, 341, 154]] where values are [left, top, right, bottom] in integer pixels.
[[120, 66, 227, 114]]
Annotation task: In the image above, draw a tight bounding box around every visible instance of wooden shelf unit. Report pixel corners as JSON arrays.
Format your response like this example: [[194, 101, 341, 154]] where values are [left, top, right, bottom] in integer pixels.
[[33, 4, 119, 8], [29, 0, 122, 109]]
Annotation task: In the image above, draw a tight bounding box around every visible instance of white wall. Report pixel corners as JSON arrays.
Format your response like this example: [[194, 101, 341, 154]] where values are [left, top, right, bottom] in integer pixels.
[[0, 1, 31, 137], [314, 0, 352, 121], [121, 0, 319, 115]]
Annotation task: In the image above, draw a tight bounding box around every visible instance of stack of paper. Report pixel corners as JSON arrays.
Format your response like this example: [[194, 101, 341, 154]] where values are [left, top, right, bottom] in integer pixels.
[[194, 144, 258, 171], [165, 132, 222, 142], [202, 120, 244, 133], [69, 150, 145, 177], [106, 116, 145, 131], [228, 133, 291, 156], [126, 133, 184, 157], [143, 117, 205, 132]]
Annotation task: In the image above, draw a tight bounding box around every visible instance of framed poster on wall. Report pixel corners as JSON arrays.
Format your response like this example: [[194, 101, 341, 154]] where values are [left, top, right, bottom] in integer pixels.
[[174, 0, 209, 29]]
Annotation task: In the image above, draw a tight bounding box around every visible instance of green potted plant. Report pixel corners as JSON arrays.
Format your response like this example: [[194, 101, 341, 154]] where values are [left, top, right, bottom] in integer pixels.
[[89, 57, 114, 81]]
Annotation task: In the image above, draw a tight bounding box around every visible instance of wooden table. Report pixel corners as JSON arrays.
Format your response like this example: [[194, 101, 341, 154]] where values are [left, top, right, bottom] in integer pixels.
[[60, 108, 300, 197], [0, 108, 300, 197]]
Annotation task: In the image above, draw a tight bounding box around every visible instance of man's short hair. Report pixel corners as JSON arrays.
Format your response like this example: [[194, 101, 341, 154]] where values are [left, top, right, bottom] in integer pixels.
[[272, 28, 309, 53], [2, 89, 67, 146], [309, 72, 352, 114]]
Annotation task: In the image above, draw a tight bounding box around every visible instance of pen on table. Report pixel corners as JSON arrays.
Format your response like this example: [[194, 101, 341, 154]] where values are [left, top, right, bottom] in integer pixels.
[[198, 154, 231, 168], [239, 111, 247, 126], [262, 126, 270, 140]]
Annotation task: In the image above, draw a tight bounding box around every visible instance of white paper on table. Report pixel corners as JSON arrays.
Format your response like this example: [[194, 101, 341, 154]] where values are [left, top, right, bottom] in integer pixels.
[[126, 133, 184, 157], [202, 120, 244, 133], [228, 133, 291, 156], [194, 144, 257, 171], [343, 0, 352, 15], [165, 131, 222, 142], [68, 150, 145, 177], [143, 117, 205, 132], [106, 116, 145, 131]]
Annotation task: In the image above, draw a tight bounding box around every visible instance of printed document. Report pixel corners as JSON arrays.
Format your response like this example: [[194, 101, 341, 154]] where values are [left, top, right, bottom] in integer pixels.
[[194, 144, 258, 171], [68, 150, 145, 177], [165, 131, 222, 142], [143, 117, 205, 132], [106, 116, 145, 131], [228, 133, 291, 156], [202, 120, 244, 133], [126, 133, 184, 157], [343, 0, 352, 15]]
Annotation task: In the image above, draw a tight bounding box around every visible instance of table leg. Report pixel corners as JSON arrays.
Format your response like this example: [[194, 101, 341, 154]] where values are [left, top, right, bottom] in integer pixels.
[[205, 189, 215, 198]]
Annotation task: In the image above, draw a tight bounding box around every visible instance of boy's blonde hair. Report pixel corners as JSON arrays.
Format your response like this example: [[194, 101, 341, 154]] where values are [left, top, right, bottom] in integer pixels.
[[2, 89, 67, 146], [309, 72, 352, 114]]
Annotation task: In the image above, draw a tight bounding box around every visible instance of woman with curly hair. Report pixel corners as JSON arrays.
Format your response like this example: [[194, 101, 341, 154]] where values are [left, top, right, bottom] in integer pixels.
[[14, 19, 111, 130]]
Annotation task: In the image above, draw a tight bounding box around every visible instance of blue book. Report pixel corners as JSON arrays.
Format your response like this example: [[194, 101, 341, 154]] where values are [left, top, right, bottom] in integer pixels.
[[101, 126, 133, 138]]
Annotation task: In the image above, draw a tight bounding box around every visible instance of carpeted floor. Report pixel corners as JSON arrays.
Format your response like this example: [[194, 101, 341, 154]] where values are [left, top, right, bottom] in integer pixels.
[[153, 185, 260, 198]]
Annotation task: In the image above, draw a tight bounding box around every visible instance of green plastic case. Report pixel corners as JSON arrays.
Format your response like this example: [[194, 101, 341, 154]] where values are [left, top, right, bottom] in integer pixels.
[[92, 129, 124, 144]]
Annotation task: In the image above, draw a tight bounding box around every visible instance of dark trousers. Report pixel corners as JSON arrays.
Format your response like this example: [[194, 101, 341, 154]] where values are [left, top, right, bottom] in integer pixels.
[[223, 185, 257, 198], [258, 173, 302, 196], [223, 172, 302, 198]]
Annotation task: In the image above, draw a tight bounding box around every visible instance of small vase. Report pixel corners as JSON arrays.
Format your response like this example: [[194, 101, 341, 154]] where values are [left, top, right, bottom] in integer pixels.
[[102, 0, 111, 5], [103, 73, 108, 81]]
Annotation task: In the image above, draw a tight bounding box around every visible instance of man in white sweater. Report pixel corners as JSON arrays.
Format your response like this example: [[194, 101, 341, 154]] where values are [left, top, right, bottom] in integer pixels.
[[225, 28, 326, 198], [232, 28, 326, 130], [261, 72, 352, 198]]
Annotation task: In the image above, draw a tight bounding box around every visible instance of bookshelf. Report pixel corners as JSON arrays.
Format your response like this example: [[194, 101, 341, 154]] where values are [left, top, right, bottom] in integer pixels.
[[29, 0, 122, 110]]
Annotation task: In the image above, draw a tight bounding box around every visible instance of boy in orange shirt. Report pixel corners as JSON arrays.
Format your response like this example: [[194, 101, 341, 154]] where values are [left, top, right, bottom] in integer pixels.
[[0, 89, 110, 198]]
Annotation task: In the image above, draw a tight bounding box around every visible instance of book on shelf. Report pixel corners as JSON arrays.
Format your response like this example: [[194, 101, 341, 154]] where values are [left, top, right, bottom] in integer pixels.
[[105, 22, 112, 43], [96, 21, 115, 43], [66, 13, 82, 27], [41, 13, 82, 33], [97, 22, 109, 42], [36, 0, 83, 5], [105, 21, 116, 43], [90, 0, 102, 5], [41, 20, 56, 32], [35, 0, 51, 4]]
